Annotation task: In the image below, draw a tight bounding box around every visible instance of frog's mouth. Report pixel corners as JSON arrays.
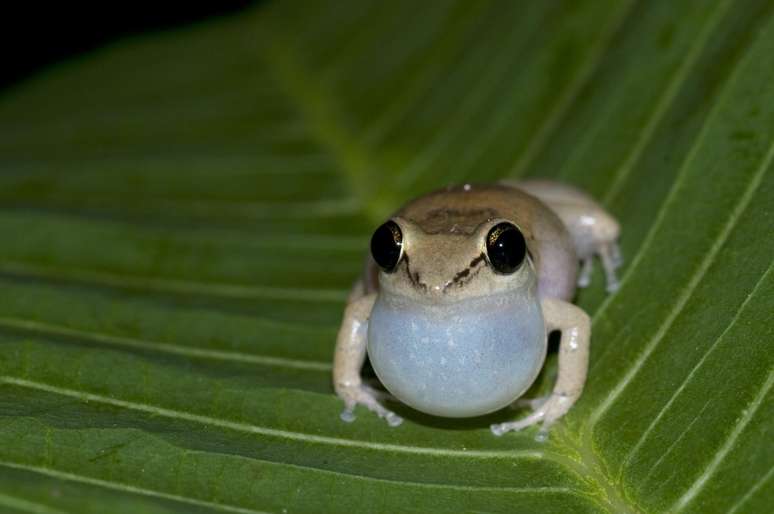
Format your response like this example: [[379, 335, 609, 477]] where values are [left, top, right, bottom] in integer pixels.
[[398, 252, 489, 295], [377, 245, 537, 305], [366, 291, 546, 418]]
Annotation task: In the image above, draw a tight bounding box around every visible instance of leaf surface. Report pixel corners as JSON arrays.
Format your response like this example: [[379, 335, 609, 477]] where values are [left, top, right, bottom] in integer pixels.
[[0, 1, 772, 512]]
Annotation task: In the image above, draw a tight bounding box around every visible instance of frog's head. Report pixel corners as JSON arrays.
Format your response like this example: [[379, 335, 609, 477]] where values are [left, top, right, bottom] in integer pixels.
[[365, 192, 546, 418], [370, 214, 536, 303]]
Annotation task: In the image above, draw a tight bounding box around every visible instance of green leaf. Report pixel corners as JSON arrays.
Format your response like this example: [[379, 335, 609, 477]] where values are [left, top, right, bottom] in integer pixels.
[[0, 1, 772, 512]]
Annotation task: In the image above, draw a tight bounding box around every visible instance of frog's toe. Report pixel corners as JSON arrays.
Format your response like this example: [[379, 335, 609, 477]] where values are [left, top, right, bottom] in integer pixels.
[[610, 241, 624, 269], [368, 400, 403, 427], [340, 402, 402, 427], [340, 408, 357, 423], [490, 419, 533, 436], [490, 411, 545, 436], [577, 258, 593, 288], [532, 428, 550, 442], [605, 277, 621, 293], [385, 411, 404, 427], [598, 243, 622, 293], [490, 423, 510, 437], [336, 384, 402, 427]]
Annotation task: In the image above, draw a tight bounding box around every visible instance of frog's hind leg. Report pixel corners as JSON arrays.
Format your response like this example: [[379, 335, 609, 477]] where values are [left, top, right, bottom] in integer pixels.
[[509, 179, 623, 293]]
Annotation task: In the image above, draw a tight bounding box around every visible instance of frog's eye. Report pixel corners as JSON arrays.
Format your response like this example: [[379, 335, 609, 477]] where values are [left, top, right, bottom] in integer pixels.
[[371, 220, 403, 272], [486, 222, 526, 274]]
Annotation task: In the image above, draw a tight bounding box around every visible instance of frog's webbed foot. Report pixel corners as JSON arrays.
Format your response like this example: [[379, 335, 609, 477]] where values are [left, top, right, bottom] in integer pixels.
[[492, 392, 572, 441], [337, 384, 403, 427]]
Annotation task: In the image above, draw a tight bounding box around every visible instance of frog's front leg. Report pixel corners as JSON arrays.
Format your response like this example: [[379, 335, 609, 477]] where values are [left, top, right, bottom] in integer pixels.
[[333, 290, 403, 427], [491, 297, 590, 437]]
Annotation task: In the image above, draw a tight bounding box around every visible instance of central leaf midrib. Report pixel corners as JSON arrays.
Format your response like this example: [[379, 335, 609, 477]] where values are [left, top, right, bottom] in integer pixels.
[[550, 426, 640, 514], [0, 460, 265, 514]]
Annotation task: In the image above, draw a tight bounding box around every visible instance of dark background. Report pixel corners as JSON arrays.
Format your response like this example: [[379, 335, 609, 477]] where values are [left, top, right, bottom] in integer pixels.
[[0, 2, 254, 91]]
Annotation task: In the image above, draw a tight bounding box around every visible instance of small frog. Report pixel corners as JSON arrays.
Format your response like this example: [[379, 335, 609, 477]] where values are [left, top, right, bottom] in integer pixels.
[[333, 180, 622, 436]]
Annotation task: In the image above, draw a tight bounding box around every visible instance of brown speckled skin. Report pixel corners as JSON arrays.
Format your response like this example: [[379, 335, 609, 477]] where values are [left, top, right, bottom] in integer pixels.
[[366, 183, 579, 302]]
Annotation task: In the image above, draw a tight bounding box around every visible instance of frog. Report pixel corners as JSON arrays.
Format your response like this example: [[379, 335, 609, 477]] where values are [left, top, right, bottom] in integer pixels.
[[332, 180, 622, 436]]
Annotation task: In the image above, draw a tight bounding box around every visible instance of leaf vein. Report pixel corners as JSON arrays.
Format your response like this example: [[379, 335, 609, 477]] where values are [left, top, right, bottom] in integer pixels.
[[508, 0, 638, 179], [636, 397, 714, 490], [0, 317, 332, 372], [0, 376, 544, 461], [727, 465, 774, 514], [600, 0, 733, 203], [0, 461, 269, 514], [589, 11, 773, 333], [617, 263, 774, 479], [0, 261, 348, 303], [0, 491, 69, 514], [671, 369, 774, 512], [588, 137, 772, 426]]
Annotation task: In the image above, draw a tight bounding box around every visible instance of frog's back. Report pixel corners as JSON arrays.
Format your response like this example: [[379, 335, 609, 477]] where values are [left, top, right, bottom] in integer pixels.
[[397, 183, 578, 301]]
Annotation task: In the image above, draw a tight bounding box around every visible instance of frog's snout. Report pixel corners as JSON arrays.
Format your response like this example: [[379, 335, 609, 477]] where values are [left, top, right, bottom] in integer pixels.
[[397, 240, 487, 297]]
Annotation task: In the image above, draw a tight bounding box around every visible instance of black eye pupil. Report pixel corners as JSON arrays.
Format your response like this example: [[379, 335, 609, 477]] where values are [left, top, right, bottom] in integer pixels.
[[486, 222, 526, 274], [371, 221, 403, 272]]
